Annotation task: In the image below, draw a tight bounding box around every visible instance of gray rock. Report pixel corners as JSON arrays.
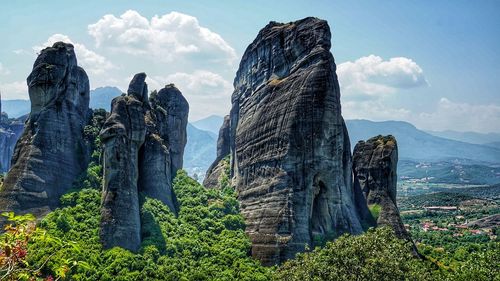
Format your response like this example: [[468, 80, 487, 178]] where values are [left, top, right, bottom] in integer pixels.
[[203, 115, 230, 188], [0, 42, 90, 219], [352, 135, 409, 239], [229, 18, 366, 265], [100, 79, 189, 251], [0, 116, 24, 173], [139, 84, 189, 213], [100, 73, 147, 252], [203, 156, 230, 189]]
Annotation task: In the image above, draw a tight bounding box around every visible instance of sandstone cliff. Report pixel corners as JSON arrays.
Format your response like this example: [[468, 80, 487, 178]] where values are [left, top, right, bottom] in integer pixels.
[[0, 42, 90, 218], [100, 76, 188, 251], [352, 135, 409, 239], [228, 18, 368, 265]]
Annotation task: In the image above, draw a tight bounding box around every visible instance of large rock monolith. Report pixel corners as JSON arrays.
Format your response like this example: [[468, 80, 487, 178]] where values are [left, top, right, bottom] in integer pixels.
[[0, 42, 90, 219], [229, 18, 367, 265]]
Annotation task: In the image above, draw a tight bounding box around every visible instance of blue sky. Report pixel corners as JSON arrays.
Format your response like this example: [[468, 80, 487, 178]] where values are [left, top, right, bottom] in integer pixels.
[[0, 0, 499, 132]]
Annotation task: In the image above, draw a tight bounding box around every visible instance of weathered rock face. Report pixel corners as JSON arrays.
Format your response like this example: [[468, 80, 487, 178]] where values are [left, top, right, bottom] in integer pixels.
[[0, 116, 25, 173], [352, 135, 408, 239], [0, 42, 90, 218], [203, 115, 230, 188], [203, 156, 230, 189], [139, 84, 189, 213], [230, 18, 367, 265], [100, 78, 189, 252], [100, 73, 147, 252]]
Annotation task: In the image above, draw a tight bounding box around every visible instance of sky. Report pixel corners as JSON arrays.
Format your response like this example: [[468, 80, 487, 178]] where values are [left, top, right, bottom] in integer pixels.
[[0, 0, 499, 133]]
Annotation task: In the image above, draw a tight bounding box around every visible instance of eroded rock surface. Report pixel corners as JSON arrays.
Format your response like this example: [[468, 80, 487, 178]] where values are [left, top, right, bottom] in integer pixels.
[[100, 73, 147, 252], [229, 18, 367, 265], [352, 135, 409, 239], [204, 115, 230, 188], [0, 115, 25, 173], [0, 42, 90, 218], [139, 84, 189, 213], [100, 78, 189, 251]]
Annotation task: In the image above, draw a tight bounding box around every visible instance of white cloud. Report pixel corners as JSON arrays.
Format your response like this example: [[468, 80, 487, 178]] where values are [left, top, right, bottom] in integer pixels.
[[342, 99, 411, 122], [337, 55, 427, 98], [0, 63, 10, 75], [0, 80, 28, 99], [12, 49, 28, 55], [145, 70, 233, 120], [88, 10, 237, 65], [34, 34, 116, 75], [413, 98, 500, 133]]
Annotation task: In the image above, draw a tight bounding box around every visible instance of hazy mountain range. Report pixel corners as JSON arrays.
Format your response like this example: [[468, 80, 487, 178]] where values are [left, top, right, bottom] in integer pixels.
[[2, 87, 499, 183]]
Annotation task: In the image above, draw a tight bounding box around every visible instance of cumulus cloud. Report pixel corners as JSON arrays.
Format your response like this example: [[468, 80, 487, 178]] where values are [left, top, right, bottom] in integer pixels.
[[33, 34, 116, 75], [342, 96, 500, 133], [337, 55, 427, 98], [0, 63, 10, 75], [88, 10, 237, 65], [0, 80, 28, 99], [145, 70, 233, 120], [342, 99, 412, 122], [413, 98, 500, 133]]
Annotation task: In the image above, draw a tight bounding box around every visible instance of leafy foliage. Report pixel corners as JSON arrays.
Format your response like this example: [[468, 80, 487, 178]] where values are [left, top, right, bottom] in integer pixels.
[[275, 227, 500, 281], [18, 170, 272, 280], [275, 227, 437, 281], [368, 204, 382, 221], [0, 212, 89, 281]]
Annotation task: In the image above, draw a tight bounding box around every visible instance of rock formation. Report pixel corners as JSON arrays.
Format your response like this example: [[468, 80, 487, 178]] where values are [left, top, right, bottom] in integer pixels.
[[227, 18, 368, 265], [203, 115, 230, 188], [100, 77, 189, 252], [352, 135, 409, 239], [0, 42, 90, 219], [100, 73, 148, 252], [0, 115, 25, 173], [139, 84, 189, 213]]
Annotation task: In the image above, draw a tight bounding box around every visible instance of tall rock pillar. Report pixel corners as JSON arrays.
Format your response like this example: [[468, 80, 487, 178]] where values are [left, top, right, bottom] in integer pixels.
[[229, 18, 366, 265], [0, 42, 90, 219], [99, 73, 148, 252]]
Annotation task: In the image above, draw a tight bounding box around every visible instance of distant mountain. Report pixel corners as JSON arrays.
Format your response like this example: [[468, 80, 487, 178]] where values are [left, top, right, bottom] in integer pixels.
[[346, 119, 500, 164], [89, 86, 122, 111], [485, 141, 500, 149], [398, 159, 500, 185], [183, 123, 217, 180], [191, 115, 224, 135], [426, 129, 500, 145], [1, 86, 122, 117], [1, 100, 30, 118]]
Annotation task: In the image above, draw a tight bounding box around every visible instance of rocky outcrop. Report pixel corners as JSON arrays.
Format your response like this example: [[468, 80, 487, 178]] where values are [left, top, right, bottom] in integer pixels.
[[0, 115, 25, 173], [100, 77, 189, 252], [229, 18, 368, 265], [100, 73, 148, 252], [139, 84, 189, 213], [352, 135, 408, 239], [203, 115, 230, 188], [203, 156, 230, 189], [0, 42, 90, 218]]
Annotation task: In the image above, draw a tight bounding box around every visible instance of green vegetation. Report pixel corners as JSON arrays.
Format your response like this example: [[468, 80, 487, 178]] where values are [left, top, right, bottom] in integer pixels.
[[275, 226, 500, 281], [2, 174, 499, 280], [369, 204, 382, 221], [8, 170, 271, 280], [1, 117, 498, 280]]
